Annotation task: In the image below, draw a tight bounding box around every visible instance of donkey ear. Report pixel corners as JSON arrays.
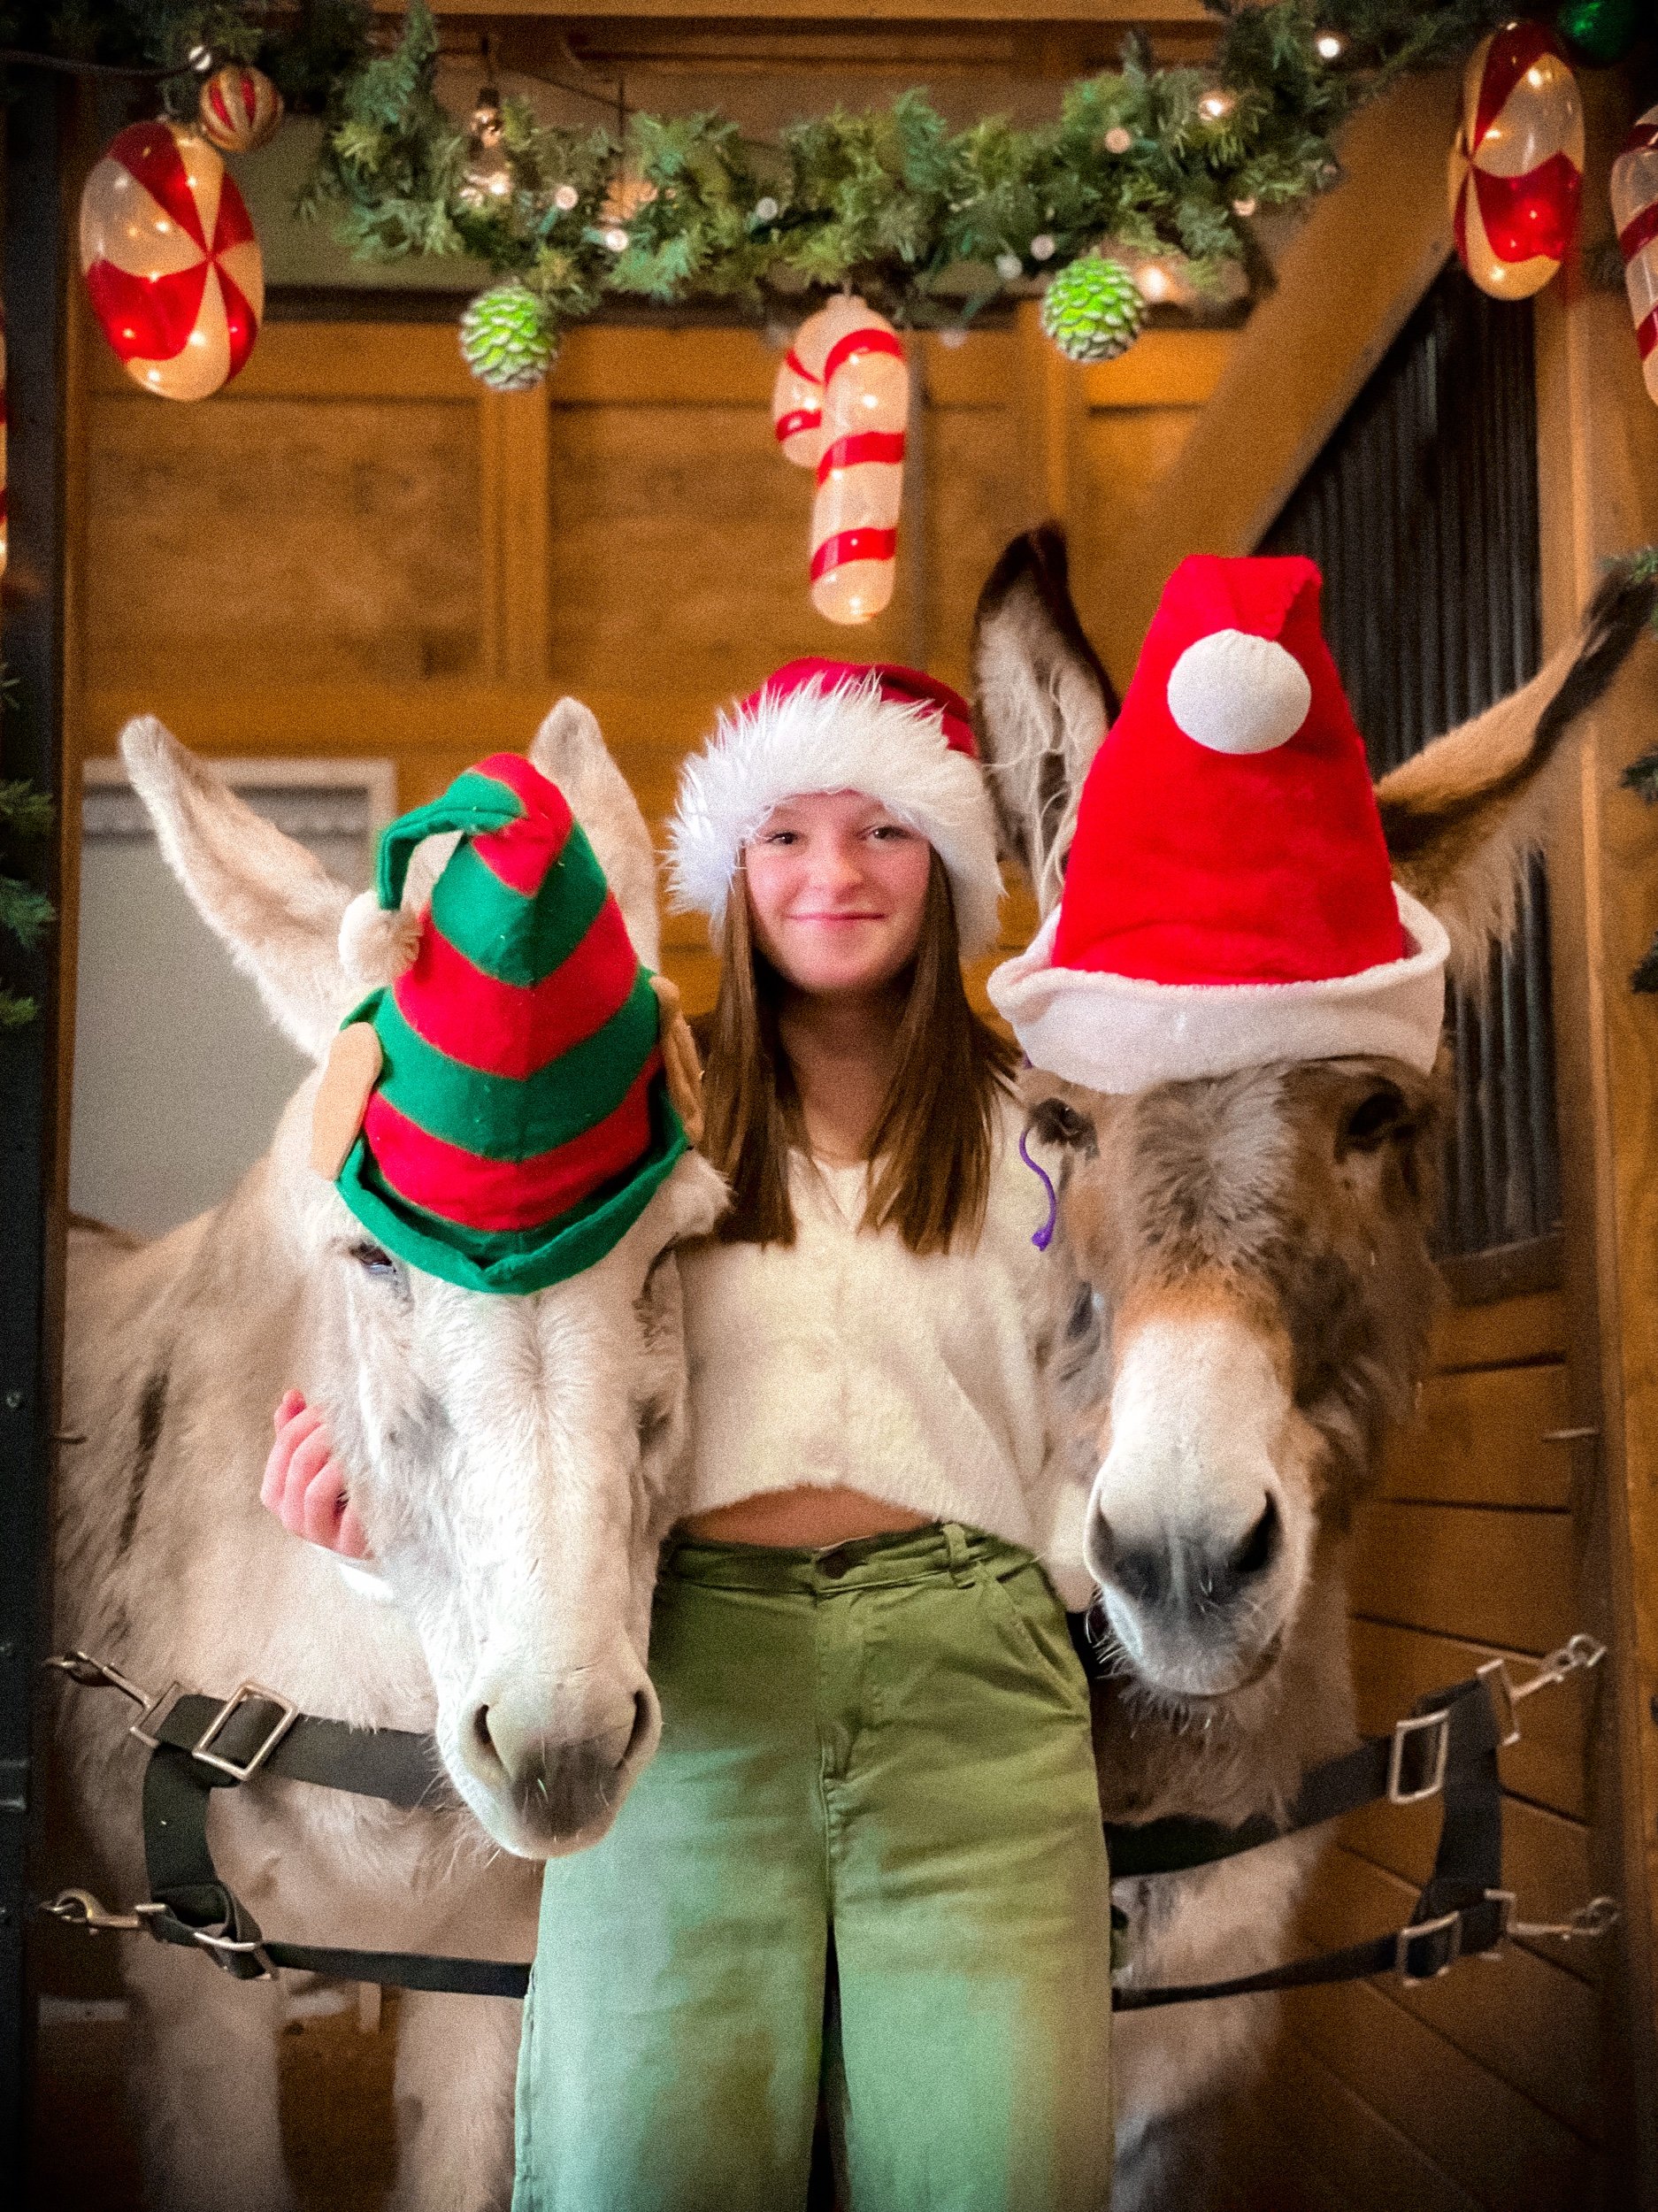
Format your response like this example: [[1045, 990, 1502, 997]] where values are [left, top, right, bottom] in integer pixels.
[[1376, 565, 1656, 986], [971, 525, 1117, 918], [119, 718, 355, 1062], [529, 697, 661, 968]]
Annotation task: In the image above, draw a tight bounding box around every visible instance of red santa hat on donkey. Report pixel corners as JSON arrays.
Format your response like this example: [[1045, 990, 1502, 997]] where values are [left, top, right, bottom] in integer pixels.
[[668, 657, 1003, 957], [989, 555, 1449, 1088]]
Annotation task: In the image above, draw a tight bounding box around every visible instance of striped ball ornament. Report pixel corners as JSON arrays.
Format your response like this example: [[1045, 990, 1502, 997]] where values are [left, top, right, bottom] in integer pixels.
[[79, 121, 262, 402], [1039, 255, 1147, 364], [198, 65, 284, 155]]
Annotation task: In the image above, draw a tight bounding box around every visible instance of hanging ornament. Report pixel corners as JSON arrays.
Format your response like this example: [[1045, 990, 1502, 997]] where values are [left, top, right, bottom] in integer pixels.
[[1449, 23, 1584, 300], [1554, 0, 1644, 67], [808, 296, 909, 626], [459, 86, 514, 209], [599, 165, 657, 231], [770, 302, 838, 468], [1611, 106, 1658, 405], [458, 280, 557, 392], [1040, 255, 1148, 365], [197, 65, 284, 154], [79, 120, 263, 402]]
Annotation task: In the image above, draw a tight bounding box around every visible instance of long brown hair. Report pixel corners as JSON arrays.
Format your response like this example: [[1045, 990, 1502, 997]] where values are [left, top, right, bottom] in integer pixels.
[[697, 852, 1017, 1254]]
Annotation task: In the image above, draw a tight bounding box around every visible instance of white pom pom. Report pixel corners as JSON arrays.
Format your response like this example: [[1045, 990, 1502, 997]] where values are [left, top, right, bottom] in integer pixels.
[[339, 890, 421, 990], [1167, 630, 1312, 755]]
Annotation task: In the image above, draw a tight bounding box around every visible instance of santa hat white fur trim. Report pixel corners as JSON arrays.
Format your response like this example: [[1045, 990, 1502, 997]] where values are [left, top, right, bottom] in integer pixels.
[[667, 674, 1003, 958], [988, 886, 1450, 1092]]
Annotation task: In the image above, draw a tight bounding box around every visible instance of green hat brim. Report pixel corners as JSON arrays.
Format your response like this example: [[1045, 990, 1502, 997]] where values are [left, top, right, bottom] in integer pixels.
[[334, 1082, 690, 1295]]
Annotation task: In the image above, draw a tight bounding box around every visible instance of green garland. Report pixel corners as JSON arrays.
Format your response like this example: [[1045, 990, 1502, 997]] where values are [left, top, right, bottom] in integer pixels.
[[300, 0, 1521, 331], [0, 777, 54, 1032], [9, 3, 1529, 333]]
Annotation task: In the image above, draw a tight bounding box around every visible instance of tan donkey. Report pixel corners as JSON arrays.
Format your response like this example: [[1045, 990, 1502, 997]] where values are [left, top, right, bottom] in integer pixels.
[[971, 526, 1654, 2210]]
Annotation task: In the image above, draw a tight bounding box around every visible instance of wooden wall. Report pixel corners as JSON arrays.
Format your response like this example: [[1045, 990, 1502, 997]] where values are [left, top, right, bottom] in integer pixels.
[[74, 309, 1227, 1021], [1222, 1287, 1612, 2209]]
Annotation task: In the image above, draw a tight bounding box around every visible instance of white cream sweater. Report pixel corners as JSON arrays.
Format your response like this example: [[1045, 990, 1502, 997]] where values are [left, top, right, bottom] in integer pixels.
[[679, 1095, 1094, 1607]]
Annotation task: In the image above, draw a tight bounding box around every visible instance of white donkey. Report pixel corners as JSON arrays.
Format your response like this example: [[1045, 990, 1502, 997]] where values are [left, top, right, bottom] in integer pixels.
[[50, 703, 725, 2212]]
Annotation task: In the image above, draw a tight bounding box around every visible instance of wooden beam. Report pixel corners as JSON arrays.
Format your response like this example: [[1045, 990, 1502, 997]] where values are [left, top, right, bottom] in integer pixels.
[[388, 4, 1213, 21], [1532, 65, 1658, 2209], [1086, 67, 1459, 682]]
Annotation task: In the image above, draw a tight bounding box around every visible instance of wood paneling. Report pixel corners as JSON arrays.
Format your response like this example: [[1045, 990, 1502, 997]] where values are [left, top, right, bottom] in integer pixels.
[[1348, 1502, 1577, 1656], [85, 394, 486, 688], [1378, 1365, 1572, 1509], [1285, 1973, 1595, 2209], [1431, 1289, 1568, 1371]]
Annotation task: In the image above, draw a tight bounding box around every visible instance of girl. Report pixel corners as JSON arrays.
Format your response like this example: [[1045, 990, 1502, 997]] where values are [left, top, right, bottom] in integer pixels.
[[264, 660, 1114, 2212]]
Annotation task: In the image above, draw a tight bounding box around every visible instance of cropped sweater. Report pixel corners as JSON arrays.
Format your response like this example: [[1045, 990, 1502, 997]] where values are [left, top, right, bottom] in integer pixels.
[[679, 1095, 1094, 1608]]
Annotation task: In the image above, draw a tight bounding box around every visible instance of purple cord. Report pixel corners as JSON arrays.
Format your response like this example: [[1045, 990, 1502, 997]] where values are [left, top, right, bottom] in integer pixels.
[[1017, 1125, 1058, 1252]]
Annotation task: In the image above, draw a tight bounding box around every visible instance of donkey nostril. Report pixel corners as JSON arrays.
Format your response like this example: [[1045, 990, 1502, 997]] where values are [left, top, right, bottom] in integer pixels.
[[1230, 1496, 1280, 1583], [472, 1705, 495, 1759], [1112, 1547, 1170, 1609]]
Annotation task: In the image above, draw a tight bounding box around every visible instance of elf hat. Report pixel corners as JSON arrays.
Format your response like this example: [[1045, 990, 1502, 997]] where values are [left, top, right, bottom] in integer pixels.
[[316, 753, 687, 1295], [988, 555, 1449, 1092], [667, 658, 1003, 956]]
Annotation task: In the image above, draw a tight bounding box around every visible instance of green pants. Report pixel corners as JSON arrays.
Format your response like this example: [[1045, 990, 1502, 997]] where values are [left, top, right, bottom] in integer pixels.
[[513, 1522, 1114, 2212]]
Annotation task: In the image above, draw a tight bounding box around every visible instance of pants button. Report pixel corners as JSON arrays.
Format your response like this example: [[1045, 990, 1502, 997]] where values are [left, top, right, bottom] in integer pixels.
[[817, 1549, 848, 1579]]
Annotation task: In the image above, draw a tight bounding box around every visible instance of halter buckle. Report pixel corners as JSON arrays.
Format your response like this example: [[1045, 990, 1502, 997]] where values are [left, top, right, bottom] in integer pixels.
[[1394, 1910, 1462, 1985], [191, 1682, 298, 1781], [1386, 1707, 1450, 1804]]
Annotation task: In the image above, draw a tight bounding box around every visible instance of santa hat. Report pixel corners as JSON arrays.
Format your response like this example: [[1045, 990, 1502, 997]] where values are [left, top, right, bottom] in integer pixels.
[[668, 657, 1003, 956], [988, 555, 1449, 1090], [319, 753, 688, 1294]]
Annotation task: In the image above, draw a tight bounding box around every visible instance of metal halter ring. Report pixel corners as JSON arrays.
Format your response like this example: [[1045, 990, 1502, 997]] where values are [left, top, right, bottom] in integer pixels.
[[188, 1682, 299, 1783]]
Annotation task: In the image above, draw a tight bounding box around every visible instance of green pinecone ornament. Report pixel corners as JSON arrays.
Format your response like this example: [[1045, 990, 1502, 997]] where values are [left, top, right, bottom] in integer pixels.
[[459, 281, 558, 393], [1039, 256, 1147, 365]]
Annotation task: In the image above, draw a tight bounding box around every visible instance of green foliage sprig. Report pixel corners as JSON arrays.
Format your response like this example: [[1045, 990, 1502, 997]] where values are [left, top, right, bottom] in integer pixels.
[[0, 778, 53, 1032], [1616, 548, 1658, 994]]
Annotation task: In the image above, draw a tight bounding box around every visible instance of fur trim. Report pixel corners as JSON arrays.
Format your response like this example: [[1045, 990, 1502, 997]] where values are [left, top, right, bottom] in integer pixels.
[[990, 887, 1449, 1091], [667, 673, 1003, 956], [339, 889, 421, 992]]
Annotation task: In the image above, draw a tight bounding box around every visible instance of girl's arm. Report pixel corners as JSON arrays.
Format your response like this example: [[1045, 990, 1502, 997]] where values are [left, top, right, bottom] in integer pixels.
[[261, 1389, 372, 1560]]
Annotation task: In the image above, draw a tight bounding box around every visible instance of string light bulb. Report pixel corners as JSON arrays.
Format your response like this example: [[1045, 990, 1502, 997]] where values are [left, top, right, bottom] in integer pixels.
[[1315, 32, 1347, 63], [460, 86, 513, 208], [1136, 261, 1173, 303], [1198, 90, 1234, 123]]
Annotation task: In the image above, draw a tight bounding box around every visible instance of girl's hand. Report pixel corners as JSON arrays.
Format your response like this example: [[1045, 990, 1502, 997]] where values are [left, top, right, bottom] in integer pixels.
[[261, 1389, 372, 1561]]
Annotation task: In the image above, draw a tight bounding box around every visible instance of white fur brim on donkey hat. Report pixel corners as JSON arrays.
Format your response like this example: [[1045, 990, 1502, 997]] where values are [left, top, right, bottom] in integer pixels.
[[668, 666, 1004, 958], [989, 886, 1450, 1094]]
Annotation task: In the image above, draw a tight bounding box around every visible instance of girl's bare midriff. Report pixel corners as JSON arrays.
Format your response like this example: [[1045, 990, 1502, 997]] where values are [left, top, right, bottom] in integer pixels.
[[679, 1486, 933, 1548]]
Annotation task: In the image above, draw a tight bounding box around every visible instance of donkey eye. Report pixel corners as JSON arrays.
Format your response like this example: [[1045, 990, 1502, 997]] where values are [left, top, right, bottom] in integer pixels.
[[1339, 1086, 1408, 1153], [348, 1240, 401, 1283], [1031, 1097, 1092, 1149]]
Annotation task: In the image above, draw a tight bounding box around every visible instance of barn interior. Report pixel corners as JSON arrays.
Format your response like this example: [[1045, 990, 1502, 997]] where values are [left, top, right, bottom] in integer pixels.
[[13, 5, 1658, 2210]]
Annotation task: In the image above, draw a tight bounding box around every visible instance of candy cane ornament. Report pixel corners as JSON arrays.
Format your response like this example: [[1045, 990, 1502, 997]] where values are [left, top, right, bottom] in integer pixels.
[[1449, 22, 1583, 301], [771, 303, 837, 468], [808, 296, 909, 626], [1611, 106, 1658, 407]]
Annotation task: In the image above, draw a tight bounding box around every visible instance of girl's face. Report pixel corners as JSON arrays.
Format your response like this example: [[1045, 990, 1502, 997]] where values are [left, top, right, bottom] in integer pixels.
[[742, 789, 933, 996]]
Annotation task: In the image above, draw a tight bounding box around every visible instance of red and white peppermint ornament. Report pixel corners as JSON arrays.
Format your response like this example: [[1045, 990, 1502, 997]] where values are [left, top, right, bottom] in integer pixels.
[[1611, 105, 1658, 407], [1449, 22, 1583, 301], [770, 303, 837, 469], [808, 296, 909, 626], [197, 65, 284, 156], [79, 120, 263, 403]]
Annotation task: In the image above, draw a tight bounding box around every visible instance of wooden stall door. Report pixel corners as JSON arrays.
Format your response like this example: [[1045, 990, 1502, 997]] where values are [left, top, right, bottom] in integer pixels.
[[1216, 270, 1618, 2210]]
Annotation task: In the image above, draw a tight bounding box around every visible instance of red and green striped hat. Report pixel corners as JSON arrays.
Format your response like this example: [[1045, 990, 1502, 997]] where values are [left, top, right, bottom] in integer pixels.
[[331, 754, 687, 1294]]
